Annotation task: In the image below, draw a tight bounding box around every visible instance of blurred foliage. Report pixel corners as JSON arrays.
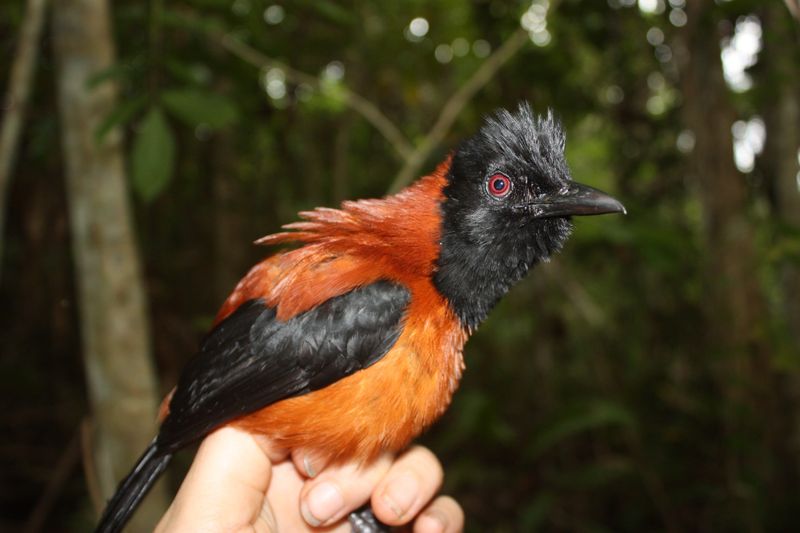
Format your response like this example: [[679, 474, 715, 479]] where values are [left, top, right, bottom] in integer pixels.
[[2, 0, 800, 531], [131, 107, 176, 202]]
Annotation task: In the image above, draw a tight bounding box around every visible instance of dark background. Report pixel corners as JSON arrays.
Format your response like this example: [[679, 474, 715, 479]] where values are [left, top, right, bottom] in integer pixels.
[[2, 0, 800, 531]]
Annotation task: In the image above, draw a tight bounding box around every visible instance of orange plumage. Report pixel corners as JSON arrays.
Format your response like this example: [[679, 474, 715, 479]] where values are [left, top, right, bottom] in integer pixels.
[[99, 104, 627, 533], [161, 159, 467, 463]]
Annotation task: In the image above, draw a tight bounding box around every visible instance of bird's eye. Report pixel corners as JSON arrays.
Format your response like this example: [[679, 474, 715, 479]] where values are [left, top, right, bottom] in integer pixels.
[[487, 173, 512, 199]]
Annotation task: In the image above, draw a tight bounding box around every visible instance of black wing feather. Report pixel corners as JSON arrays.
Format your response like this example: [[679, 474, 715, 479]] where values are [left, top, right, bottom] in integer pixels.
[[157, 280, 410, 451]]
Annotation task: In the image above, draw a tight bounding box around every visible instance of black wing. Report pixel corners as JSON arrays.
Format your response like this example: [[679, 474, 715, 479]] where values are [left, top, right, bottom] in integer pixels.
[[157, 280, 410, 451]]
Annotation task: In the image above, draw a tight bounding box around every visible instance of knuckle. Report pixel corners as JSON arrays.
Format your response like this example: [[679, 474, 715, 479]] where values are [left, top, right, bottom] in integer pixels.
[[437, 496, 465, 530], [324, 457, 391, 501], [408, 446, 443, 482]]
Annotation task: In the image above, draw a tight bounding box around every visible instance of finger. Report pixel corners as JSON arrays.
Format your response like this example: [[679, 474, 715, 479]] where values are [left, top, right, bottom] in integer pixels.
[[298, 454, 393, 527], [370, 446, 444, 525], [264, 458, 353, 533], [413, 496, 464, 533], [154, 426, 275, 533], [291, 448, 329, 479], [263, 461, 308, 532]]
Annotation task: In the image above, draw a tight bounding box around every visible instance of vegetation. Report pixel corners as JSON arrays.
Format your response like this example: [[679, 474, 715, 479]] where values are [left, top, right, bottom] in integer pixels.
[[1, 0, 799, 531]]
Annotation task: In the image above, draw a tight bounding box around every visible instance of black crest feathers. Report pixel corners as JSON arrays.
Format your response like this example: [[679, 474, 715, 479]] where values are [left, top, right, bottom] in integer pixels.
[[434, 103, 575, 330]]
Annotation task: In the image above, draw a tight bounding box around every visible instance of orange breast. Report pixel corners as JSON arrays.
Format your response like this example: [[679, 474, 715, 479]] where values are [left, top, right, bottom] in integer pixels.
[[164, 162, 464, 462], [234, 279, 467, 464]]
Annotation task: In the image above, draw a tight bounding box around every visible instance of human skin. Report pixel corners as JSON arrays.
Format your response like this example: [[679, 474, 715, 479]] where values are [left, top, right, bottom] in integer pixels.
[[154, 426, 464, 532]]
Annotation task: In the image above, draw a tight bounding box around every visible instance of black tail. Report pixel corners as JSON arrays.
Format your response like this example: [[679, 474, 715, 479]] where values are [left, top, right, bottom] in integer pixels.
[[95, 439, 172, 533]]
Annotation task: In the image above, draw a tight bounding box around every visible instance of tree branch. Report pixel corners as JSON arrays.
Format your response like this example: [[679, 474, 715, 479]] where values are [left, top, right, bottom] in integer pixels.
[[80, 418, 104, 516], [217, 33, 415, 161], [195, 4, 551, 193], [387, 27, 531, 193], [784, 0, 800, 21], [0, 0, 49, 281], [23, 424, 81, 533], [540, 261, 605, 327]]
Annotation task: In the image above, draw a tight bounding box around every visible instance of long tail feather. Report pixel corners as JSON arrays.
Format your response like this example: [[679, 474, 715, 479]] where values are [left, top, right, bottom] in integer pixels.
[[95, 439, 172, 533]]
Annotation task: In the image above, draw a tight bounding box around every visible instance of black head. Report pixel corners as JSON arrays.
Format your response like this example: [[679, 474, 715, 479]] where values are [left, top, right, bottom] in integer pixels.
[[434, 103, 625, 330]]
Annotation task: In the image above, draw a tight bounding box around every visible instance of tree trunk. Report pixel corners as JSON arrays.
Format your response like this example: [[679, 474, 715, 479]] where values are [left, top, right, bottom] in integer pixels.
[[678, 3, 768, 356], [760, 0, 800, 497], [762, 6, 800, 348], [51, 0, 167, 530], [677, 4, 772, 528], [0, 0, 48, 282]]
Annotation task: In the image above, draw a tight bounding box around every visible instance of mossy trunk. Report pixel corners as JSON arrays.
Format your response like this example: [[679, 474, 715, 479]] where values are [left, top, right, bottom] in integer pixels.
[[52, 0, 168, 530]]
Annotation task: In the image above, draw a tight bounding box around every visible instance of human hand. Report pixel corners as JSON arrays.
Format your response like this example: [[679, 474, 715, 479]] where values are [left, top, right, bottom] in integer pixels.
[[154, 426, 464, 532]]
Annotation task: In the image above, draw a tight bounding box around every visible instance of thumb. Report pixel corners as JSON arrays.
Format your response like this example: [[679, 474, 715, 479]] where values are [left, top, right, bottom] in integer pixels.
[[155, 426, 278, 533]]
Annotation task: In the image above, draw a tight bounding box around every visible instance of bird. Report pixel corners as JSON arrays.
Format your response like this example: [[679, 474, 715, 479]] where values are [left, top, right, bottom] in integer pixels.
[[95, 102, 625, 532]]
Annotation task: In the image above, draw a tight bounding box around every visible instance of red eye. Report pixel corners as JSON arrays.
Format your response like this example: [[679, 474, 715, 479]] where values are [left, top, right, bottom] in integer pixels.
[[487, 174, 511, 198]]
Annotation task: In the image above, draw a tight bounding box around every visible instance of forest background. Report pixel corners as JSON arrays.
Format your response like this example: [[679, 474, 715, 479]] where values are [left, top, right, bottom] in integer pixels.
[[2, 0, 800, 531]]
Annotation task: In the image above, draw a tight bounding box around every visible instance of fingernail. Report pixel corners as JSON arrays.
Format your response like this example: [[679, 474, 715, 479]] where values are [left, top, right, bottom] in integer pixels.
[[301, 481, 344, 526], [416, 509, 448, 533], [382, 473, 419, 519], [303, 455, 317, 478]]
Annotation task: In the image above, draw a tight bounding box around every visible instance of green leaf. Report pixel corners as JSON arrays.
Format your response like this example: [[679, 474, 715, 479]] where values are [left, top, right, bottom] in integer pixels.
[[302, 0, 355, 24], [519, 493, 554, 531], [302, 79, 347, 114], [527, 401, 635, 460], [131, 107, 175, 202], [159, 8, 227, 34], [164, 59, 212, 86], [95, 95, 147, 141], [161, 88, 240, 129], [86, 57, 145, 88]]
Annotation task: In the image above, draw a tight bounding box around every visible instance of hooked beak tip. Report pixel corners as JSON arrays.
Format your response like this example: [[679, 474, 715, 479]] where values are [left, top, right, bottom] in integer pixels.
[[527, 182, 627, 219], [605, 196, 627, 216]]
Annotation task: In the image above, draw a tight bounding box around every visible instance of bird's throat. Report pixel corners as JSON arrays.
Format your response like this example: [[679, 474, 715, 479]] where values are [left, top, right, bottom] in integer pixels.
[[433, 234, 539, 332], [432, 192, 572, 331]]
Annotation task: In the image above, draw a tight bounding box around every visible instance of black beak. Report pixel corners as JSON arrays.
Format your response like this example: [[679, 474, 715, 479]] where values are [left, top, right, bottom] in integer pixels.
[[526, 182, 626, 219]]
